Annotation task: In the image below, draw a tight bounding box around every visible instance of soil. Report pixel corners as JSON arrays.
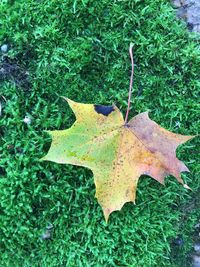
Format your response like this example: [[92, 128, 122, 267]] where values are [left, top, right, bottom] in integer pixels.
[[0, 56, 30, 90], [170, 189, 200, 267]]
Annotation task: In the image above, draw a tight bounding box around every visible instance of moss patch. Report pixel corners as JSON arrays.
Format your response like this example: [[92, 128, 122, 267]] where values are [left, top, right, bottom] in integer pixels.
[[0, 0, 199, 266]]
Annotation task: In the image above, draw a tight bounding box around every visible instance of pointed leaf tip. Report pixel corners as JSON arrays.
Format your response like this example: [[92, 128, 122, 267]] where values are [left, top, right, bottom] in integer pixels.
[[103, 208, 112, 223], [183, 184, 192, 190]]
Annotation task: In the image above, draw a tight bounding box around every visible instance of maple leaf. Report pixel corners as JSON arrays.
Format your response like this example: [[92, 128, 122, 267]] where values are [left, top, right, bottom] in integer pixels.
[[42, 98, 194, 222]]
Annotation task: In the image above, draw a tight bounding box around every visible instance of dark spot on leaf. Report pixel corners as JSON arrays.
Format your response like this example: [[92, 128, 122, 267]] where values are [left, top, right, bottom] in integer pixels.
[[126, 189, 129, 197], [94, 105, 114, 116]]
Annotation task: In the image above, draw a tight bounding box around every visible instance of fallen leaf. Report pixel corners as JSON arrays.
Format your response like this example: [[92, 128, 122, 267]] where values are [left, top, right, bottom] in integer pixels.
[[42, 98, 194, 221]]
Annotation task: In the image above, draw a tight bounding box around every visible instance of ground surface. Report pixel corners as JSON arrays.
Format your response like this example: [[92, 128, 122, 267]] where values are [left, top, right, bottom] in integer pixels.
[[172, 0, 200, 32], [0, 0, 200, 266]]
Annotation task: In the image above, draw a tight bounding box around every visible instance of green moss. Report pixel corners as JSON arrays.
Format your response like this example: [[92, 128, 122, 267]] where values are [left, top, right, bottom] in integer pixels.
[[0, 0, 199, 266]]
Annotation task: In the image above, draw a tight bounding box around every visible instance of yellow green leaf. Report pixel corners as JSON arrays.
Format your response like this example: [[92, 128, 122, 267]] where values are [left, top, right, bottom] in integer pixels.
[[42, 98, 194, 222]]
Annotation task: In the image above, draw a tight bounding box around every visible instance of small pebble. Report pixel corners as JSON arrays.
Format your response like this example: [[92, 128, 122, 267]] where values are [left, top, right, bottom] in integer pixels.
[[41, 223, 53, 240], [175, 121, 181, 128], [194, 243, 200, 254], [174, 237, 184, 246], [1, 44, 8, 53], [195, 223, 200, 228], [23, 116, 31, 125], [41, 231, 51, 240], [46, 223, 53, 230]]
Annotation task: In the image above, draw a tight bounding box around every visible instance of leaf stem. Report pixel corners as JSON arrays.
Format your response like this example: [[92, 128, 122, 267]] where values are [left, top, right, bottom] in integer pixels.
[[124, 43, 134, 124]]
